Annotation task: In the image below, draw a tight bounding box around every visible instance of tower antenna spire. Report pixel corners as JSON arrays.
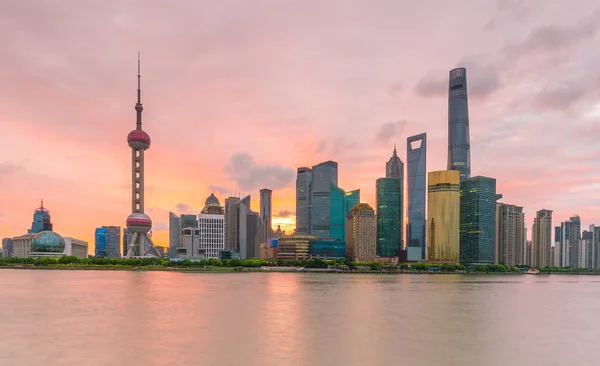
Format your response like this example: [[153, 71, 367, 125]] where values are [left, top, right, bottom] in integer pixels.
[[137, 52, 141, 104], [135, 52, 143, 130]]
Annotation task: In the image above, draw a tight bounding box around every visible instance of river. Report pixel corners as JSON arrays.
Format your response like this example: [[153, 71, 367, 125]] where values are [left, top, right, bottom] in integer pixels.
[[0, 270, 598, 365]]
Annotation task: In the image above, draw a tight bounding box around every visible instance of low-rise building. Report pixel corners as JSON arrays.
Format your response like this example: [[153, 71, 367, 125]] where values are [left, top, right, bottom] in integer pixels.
[[12, 231, 88, 259], [277, 236, 314, 260]]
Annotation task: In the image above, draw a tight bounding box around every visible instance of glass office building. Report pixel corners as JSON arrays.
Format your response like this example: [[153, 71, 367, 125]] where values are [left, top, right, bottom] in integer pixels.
[[330, 186, 360, 242], [295, 167, 313, 234], [406, 133, 427, 261], [447, 67, 471, 181], [310, 161, 338, 238], [460, 176, 497, 265], [94, 226, 122, 258], [310, 239, 346, 260], [376, 177, 402, 257]]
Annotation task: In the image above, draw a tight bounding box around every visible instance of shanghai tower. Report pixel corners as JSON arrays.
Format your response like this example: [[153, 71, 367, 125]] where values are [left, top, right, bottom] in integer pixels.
[[447, 67, 471, 181]]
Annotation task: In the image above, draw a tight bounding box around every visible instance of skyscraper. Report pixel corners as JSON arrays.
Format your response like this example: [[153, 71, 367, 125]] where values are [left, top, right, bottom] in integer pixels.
[[295, 167, 312, 235], [124, 54, 161, 257], [255, 189, 275, 257], [532, 209, 553, 268], [582, 230, 594, 269], [386, 144, 404, 179], [225, 195, 259, 259], [169, 212, 181, 257], [406, 133, 427, 261], [592, 225, 600, 269], [224, 197, 240, 251], [345, 203, 377, 262], [330, 187, 360, 242], [447, 67, 471, 181], [568, 215, 581, 267], [376, 178, 402, 257], [310, 161, 338, 238], [259, 188, 272, 229], [427, 170, 460, 263], [495, 204, 526, 266], [94, 226, 121, 258], [28, 199, 52, 234], [554, 226, 562, 267], [460, 176, 497, 265]]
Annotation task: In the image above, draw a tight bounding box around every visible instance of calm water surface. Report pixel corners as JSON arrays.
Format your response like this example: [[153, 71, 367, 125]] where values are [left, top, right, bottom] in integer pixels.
[[1, 270, 598, 366]]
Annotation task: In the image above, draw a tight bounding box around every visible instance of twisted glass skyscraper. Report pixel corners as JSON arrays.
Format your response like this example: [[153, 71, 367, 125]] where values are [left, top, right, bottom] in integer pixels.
[[447, 67, 471, 181]]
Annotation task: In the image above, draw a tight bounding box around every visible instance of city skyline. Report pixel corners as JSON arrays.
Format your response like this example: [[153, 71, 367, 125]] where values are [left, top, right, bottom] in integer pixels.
[[1, 0, 600, 249]]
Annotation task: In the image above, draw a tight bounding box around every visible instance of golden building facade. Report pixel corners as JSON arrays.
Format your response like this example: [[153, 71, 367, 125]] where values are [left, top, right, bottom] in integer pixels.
[[276, 235, 315, 260], [427, 170, 460, 263]]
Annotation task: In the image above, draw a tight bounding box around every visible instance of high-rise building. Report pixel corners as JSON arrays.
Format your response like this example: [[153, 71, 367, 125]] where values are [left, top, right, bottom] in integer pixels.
[[345, 203, 377, 262], [94, 226, 121, 258], [406, 133, 427, 261], [447, 67, 471, 181], [526, 239, 533, 267], [259, 189, 273, 229], [532, 209, 553, 268], [568, 216, 581, 267], [310, 161, 338, 238], [460, 176, 497, 265], [224, 197, 240, 252], [181, 214, 198, 229], [295, 167, 313, 235], [554, 226, 562, 267], [376, 177, 402, 257], [28, 199, 53, 234], [386, 144, 404, 180], [592, 225, 600, 269], [495, 204, 526, 266], [255, 189, 276, 258], [223, 195, 260, 258], [169, 212, 181, 257], [124, 55, 161, 257], [330, 186, 360, 242], [198, 194, 225, 259], [558, 216, 580, 267], [2, 238, 14, 258], [582, 230, 594, 269], [427, 171, 460, 263]]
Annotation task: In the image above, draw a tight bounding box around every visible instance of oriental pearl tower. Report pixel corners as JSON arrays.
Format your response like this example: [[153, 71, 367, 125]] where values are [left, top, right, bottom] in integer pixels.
[[125, 54, 161, 258]]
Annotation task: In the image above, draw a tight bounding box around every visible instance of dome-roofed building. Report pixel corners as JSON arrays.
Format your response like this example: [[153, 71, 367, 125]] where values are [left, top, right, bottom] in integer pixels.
[[205, 193, 220, 206], [31, 231, 65, 253], [202, 193, 224, 215]]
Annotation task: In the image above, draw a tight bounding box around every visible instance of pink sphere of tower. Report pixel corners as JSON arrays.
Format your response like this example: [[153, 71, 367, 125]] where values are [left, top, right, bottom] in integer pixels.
[[126, 212, 152, 233], [127, 129, 151, 150]]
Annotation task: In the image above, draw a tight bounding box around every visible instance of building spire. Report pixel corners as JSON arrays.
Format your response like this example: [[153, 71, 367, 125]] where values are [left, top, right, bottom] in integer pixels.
[[393, 143, 397, 156], [135, 52, 143, 130], [41, 198, 44, 210]]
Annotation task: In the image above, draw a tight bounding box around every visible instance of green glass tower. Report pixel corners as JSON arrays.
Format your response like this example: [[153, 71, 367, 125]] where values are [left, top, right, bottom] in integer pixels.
[[330, 186, 360, 242], [376, 178, 402, 257], [460, 176, 497, 265]]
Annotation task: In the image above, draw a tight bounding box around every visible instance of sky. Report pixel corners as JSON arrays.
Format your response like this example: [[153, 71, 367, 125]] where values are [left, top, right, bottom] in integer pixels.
[[1, 0, 599, 251]]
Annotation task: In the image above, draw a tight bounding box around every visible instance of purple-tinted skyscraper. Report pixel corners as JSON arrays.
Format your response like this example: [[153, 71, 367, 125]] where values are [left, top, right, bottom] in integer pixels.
[[125, 54, 161, 257], [447, 67, 471, 181]]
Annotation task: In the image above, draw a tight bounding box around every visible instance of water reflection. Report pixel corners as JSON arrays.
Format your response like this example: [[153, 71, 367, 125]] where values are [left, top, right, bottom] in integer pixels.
[[0, 270, 599, 366]]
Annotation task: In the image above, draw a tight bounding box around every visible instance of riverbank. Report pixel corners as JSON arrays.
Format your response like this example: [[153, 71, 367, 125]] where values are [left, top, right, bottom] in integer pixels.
[[1, 264, 598, 275]]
